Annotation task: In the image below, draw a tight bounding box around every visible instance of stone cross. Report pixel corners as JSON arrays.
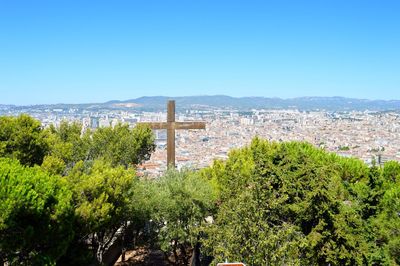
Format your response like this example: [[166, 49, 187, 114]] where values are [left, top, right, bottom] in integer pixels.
[[140, 100, 206, 168]]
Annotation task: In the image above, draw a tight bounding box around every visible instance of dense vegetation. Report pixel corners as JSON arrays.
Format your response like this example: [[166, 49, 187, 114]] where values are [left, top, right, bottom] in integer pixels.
[[201, 139, 400, 265], [0, 114, 399, 265]]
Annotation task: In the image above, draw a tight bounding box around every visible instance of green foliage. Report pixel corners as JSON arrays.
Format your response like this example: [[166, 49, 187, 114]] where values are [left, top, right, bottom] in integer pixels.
[[336, 156, 370, 183], [67, 160, 135, 234], [44, 121, 91, 170], [148, 169, 216, 265], [382, 160, 400, 185], [203, 188, 304, 265], [2, 114, 399, 265], [0, 158, 74, 264], [367, 161, 400, 265], [45, 121, 155, 172], [88, 123, 156, 168], [41, 155, 67, 176], [203, 138, 373, 265], [65, 159, 138, 262], [0, 115, 48, 166], [339, 145, 350, 151], [0, 115, 157, 264]]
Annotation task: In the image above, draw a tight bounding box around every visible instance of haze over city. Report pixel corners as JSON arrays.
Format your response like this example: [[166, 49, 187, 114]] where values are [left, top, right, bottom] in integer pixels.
[[1, 0, 400, 105]]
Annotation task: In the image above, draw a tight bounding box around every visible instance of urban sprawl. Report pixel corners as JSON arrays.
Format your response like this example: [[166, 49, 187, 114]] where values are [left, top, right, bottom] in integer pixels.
[[1, 105, 399, 176]]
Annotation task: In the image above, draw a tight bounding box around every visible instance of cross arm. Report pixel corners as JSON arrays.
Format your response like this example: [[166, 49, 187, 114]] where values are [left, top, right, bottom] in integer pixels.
[[138, 121, 206, 130], [175, 121, 206, 130], [138, 122, 168, 130]]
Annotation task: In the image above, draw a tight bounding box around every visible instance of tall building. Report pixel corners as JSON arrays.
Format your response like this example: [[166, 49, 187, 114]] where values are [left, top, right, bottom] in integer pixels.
[[90, 116, 99, 129]]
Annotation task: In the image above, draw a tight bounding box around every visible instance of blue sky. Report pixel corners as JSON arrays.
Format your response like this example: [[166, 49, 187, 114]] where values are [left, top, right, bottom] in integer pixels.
[[0, 0, 399, 104]]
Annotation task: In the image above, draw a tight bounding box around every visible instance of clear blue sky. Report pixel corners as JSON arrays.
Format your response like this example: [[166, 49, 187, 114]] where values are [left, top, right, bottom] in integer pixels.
[[1, 0, 399, 105]]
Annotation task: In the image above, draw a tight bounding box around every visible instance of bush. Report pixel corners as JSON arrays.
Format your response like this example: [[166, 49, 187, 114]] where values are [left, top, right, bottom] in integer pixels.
[[0, 115, 48, 166], [0, 158, 74, 264], [202, 139, 372, 265]]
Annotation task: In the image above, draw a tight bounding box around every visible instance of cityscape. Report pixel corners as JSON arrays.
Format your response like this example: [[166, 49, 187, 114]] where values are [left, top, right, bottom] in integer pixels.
[[2, 101, 399, 176]]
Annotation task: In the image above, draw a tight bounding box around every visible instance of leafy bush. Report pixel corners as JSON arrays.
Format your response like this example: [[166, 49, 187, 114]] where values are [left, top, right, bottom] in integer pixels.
[[202, 138, 386, 265], [0, 115, 48, 166], [148, 169, 216, 265], [65, 159, 137, 263], [0, 158, 74, 264]]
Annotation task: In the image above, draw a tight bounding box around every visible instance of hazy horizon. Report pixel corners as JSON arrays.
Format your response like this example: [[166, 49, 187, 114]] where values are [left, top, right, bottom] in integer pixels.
[[2, 94, 400, 107]]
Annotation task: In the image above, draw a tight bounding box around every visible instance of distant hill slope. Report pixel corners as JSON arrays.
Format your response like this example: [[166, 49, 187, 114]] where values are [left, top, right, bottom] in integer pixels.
[[2, 95, 400, 111], [106, 95, 400, 111]]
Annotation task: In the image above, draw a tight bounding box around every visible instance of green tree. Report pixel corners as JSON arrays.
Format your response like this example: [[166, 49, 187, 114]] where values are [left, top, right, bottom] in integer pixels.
[[382, 160, 400, 185], [366, 161, 400, 265], [368, 183, 400, 265], [0, 115, 48, 166], [0, 158, 74, 265], [203, 138, 370, 265], [44, 122, 155, 173], [65, 159, 137, 263], [88, 123, 156, 168], [148, 169, 216, 265], [41, 155, 67, 176], [44, 121, 91, 169]]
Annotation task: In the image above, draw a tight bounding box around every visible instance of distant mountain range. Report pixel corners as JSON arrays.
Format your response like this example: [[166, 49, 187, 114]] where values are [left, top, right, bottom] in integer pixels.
[[104, 95, 400, 111], [2, 96, 400, 111]]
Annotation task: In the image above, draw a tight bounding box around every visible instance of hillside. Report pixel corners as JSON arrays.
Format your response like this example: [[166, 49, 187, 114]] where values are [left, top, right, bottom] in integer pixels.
[[86, 95, 400, 111]]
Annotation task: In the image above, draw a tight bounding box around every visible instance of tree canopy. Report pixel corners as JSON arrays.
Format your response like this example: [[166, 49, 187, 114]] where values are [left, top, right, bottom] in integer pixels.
[[0, 115, 48, 166], [87, 123, 155, 168], [147, 169, 216, 265], [65, 159, 137, 263], [0, 114, 399, 265], [0, 158, 74, 265], [44, 121, 156, 173], [201, 138, 400, 265]]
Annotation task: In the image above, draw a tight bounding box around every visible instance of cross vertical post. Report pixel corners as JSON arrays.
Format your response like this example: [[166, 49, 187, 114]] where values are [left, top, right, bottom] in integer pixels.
[[167, 100, 176, 168]]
